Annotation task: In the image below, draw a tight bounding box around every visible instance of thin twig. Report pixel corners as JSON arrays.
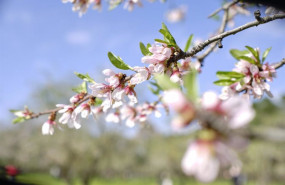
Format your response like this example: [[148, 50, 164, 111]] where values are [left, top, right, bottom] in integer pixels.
[[273, 58, 285, 69], [186, 13, 285, 58], [29, 94, 93, 119], [197, 0, 234, 63], [208, 0, 240, 18]]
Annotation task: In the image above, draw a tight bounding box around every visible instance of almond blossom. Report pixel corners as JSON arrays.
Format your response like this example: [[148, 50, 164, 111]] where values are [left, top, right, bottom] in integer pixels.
[[201, 91, 255, 129], [42, 120, 56, 135], [142, 43, 172, 74], [182, 138, 241, 183], [232, 59, 276, 99], [56, 104, 81, 129], [124, 0, 142, 11], [130, 67, 151, 85], [163, 89, 195, 129], [70, 92, 86, 104]]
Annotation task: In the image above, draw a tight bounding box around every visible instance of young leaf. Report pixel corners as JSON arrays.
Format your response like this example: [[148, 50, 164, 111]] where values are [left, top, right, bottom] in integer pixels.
[[72, 82, 87, 94], [12, 117, 26, 124], [154, 39, 170, 45], [239, 56, 257, 65], [74, 72, 95, 83], [146, 43, 151, 49], [95, 98, 103, 106], [154, 74, 179, 90], [216, 71, 245, 80], [262, 47, 272, 62], [159, 23, 177, 46], [107, 52, 133, 70], [183, 69, 198, 102], [184, 34, 193, 52], [139, 42, 151, 56], [148, 85, 160, 95], [213, 79, 237, 86], [245, 46, 260, 63], [230, 49, 249, 60]]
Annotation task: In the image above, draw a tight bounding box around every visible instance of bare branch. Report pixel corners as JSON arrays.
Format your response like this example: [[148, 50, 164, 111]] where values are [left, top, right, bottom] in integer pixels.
[[186, 13, 285, 58], [208, 0, 240, 18], [273, 58, 285, 69]]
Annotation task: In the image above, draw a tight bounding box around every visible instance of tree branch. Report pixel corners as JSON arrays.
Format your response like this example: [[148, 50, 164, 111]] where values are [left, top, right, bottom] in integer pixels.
[[29, 94, 94, 119], [273, 58, 285, 69], [186, 13, 285, 58]]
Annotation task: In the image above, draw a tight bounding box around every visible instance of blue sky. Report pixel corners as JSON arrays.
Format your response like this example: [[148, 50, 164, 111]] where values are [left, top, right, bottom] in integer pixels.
[[1, 0, 285, 130]]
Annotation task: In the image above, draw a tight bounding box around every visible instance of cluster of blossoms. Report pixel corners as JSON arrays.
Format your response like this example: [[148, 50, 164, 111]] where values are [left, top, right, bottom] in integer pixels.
[[220, 51, 276, 100], [142, 43, 200, 85], [42, 95, 103, 135], [62, 0, 159, 16], [163, 89, 255, 182]]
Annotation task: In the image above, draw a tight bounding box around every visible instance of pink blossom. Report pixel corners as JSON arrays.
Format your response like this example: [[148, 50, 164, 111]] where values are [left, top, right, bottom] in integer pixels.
[[70, 93, 85, 104], [74, 103, 91, 118], [130, 67, 151, 85], [166, 6, 187, 23], [56, 104, 81, 129], [181, 140, 220, 183], [120, 105, 137, 127], [102, 69, 122, 88], [42, 120, 56, 135], [260, 63, 276, 82], [124, 0, 142, 11], [163, 90, 195, 129], [106, 112, 120, 123], [141, 44, 172, 65], [182, 139, 241, 183], [201, 91, 255, 129], [89, 83, 112, 98], [219, 85, 237, 100]]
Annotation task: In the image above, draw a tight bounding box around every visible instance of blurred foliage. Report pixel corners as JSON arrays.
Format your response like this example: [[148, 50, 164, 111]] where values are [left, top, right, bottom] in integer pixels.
[[1, 82, 285, 185]]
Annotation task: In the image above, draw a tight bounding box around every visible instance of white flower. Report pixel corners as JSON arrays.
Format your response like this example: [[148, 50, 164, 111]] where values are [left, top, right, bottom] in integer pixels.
[[130, 67, 151, 85], [103, 69, 122, 88], [182, 139, 241, 183], [42, 120, 56, 135], [141, 44, 172, 65], [106, 112, 120, 123], [89, 83, 112, 98], [163, 90, 195, 129], [166, 6, 187, 23], [181, 140, 220, 183], [56, 104, 81, 129], [201, 92, 255, 129], [221, 96, 255, 129]]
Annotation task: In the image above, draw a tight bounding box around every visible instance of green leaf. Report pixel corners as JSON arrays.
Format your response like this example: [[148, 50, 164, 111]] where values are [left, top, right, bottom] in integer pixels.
[[213, 79, 237, 86], [107, 52, 133, 70], [184, 34, 193, 52], [154, 74, 179, 90], [146, 43, 151, 49], [10, 109, 20, 113], [183, 69, 198, 102], [245, 46, 260, 63], [139, 42, 151, 56], [159, 23, 177, 47], [154, 39, 170, 45], [72, 82, 87, 94], [95, 98, 103, 106], [74, 72, 95, 83], [239, 56, 257, 65], [216, 71, 245, 80], [12, 117, 26, 124], [230, 49, 249, 60], [108, 0, 122, 10], [262, 47, 272, 62], [148, 85, 160, 95]]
